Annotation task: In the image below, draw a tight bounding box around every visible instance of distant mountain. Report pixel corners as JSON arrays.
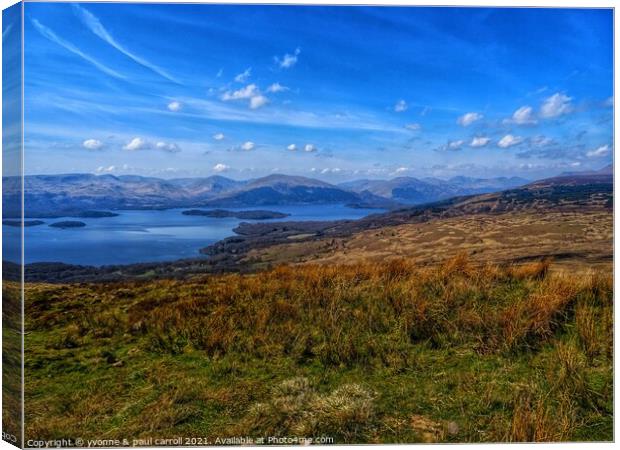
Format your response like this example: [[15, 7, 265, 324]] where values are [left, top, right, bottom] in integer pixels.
[[339, 175, 529, 204], [166, 176, 245, 195], [3, 169, 602, 219], [557, 164, 613, 179], [3, 173, 246, 217], [203, 174, 361, 207], [2, 173, 368, 217]]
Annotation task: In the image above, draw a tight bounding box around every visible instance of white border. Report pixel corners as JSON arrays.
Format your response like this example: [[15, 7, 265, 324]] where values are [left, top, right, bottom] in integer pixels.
[[0, 1, 616, 450]]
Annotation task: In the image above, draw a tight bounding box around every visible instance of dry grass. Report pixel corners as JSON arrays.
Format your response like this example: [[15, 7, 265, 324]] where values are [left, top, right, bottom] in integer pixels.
[[239, 377, 376, 441], [111, 258, 597, 361], [245, 211, 612, 272], [22, 256, 613, 443]]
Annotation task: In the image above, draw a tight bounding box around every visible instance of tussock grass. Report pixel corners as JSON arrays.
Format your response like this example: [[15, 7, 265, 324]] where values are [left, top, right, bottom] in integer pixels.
[[240, 377, 376, 441], [23, 256, 612, 443]]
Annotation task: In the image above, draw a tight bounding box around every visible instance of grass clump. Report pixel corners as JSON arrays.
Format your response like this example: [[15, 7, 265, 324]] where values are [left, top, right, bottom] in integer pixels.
[[240, 377, 376, 442]]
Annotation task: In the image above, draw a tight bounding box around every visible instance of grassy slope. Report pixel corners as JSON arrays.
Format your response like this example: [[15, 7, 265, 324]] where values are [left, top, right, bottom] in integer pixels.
[[2, 282, 22, 443], [242, 211, 612, 272], [24, 257, 612, 443]]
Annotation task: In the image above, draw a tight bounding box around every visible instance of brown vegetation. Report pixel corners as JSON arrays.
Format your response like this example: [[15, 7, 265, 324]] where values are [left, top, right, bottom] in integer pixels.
[[22, 256, 612, 443], [244, 211, 612, 272]]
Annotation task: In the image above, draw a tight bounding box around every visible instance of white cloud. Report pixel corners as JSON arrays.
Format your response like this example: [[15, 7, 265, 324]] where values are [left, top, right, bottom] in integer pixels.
[[83, 139, 103, 150], [155, 141, 181, 153], [505, 106, 537, 125], [287, 144, 297, 151], [394, 100, 408, 112], [213, 163, 230, 173], [167, 101, 182, 112], [222, 84, 268, 110], [123, 137, 180, 152], [123, 137, 148, 151], [540, 92, 573, 118], [530, 135, 553, 147], [470, 136, 491, 148], [213, 133, 225, 141], [267, 82, 288, 93], [30, 18, 125, 80], [72, 5, 178, 83], [497, 134, 524, 148], [447, 139, 465, 150], [304, 144, 317, 152], [586, 144, 611, 158], [275, 48, 300, 69], [96, 165, 115, 173], [221, 84, 259, 101], [405, 123, 421, 131], [175, 95, 405, 133], [2, 23, 12, 40], [234, 67, 251, 83], [241, 141, 255, 151], [394, 167, 410, 175], [249, 95, 268, 109], [457, 112, 483, 127], [321, 168, 342, 174]]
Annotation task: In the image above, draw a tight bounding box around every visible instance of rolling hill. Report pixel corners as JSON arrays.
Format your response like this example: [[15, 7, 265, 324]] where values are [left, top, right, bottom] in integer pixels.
[[202, 174, 361, 207], [202, 168, 612, 270], [339, 175, 528, 204]]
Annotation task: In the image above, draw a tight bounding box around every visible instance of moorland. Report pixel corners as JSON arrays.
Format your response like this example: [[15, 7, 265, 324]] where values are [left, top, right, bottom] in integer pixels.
[[2, 165, 613, 443]]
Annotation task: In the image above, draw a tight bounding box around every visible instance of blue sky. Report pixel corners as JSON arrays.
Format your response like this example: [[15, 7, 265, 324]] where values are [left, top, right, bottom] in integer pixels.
[[18, 3, 613, 181]]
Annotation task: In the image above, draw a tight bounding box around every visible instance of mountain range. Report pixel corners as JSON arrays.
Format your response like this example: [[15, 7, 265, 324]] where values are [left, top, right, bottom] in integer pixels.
[[339, 175, 528, 204], [1, 168, 607, 218]]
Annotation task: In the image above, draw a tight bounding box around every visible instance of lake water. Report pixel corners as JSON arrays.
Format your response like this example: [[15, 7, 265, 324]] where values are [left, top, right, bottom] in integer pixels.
[[2, 204, 382, 266]]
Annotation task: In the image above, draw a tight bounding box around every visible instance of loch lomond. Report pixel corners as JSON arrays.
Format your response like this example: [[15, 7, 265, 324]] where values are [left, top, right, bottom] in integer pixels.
[[2, 204, 382, 266]]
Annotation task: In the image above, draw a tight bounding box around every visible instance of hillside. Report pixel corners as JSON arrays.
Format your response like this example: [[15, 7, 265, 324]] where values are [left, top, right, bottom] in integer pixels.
[[202, 171, 612, 270], [16, 168, 614, 443], [21, 258, 612, 442], [339, 175, 528, 204], [203, 174, 361, 207]]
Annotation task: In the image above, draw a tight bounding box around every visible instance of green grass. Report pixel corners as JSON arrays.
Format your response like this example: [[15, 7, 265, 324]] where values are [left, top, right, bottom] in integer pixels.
[[23, 257, 612, 443], [3, 282, 23, 444]]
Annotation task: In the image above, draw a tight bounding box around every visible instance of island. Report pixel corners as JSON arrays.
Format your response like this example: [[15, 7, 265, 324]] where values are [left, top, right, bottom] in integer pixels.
[[3, 220, 45, 227], [77, 210, 119, 218], [14, 210, 120, 219], [49, 221, 87, 229], [182, 209, 290, 220]]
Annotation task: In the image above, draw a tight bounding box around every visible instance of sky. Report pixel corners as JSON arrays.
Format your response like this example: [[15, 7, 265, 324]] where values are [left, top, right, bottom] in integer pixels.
[[15, 3, 614, 181]]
